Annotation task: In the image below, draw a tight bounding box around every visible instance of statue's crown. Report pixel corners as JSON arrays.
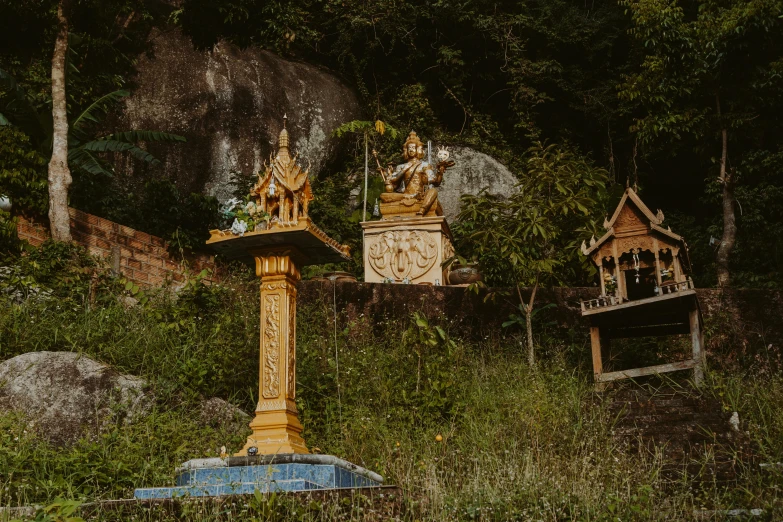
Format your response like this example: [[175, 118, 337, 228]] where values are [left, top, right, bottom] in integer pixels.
[[404, 131, 423, 149]]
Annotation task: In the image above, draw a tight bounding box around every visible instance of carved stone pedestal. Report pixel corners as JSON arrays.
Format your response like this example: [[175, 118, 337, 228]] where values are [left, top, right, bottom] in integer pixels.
[[237, 250, 308, 456], [361, 216, 454, 285]]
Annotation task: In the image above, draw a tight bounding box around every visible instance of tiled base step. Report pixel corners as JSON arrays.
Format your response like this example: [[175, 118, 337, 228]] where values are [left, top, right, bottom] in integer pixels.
[[135, 479, 322, 499], [134, 454, 384, 500]]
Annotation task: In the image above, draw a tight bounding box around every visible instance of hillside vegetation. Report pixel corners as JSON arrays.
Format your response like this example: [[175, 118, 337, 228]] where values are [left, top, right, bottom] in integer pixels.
[[1, 243, 782, 520]]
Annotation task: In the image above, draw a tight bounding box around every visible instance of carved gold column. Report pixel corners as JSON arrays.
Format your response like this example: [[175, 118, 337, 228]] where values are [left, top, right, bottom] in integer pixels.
[[236, 248, 309, 456]]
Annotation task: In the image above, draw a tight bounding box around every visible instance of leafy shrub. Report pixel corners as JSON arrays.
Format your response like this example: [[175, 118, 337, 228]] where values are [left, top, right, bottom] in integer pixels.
[[0, 126, 48, 218], [0, 240, 118, 304]]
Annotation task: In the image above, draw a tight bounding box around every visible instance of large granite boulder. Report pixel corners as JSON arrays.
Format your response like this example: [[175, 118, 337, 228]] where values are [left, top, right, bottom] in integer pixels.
[[0, 351, 149, 444], [117, 28, 361, 202], [0, 351, 250, 445], [437, 147, 518, 222]]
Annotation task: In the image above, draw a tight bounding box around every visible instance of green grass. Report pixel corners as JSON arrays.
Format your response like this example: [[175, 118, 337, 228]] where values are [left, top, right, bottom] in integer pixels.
[[1, 247, 782, 520]]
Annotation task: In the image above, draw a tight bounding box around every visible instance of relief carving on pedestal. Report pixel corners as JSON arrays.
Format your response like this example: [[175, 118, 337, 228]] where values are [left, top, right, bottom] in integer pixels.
[[368, 230, 438, 281], [443, 237, 455, 261], [262, 294, 281, 398]]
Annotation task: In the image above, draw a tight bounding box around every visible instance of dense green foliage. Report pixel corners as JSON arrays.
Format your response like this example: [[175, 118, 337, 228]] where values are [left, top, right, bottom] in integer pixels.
[[454, 142, 609, 363], [0, 0, 217, 252], [174, 0, 783, 287], [2, 0, 783, 282], [0, 244, 782, 520]]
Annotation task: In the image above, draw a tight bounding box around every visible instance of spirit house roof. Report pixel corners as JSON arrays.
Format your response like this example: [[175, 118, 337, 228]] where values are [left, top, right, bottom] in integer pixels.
[[581, 187, 690, 272]]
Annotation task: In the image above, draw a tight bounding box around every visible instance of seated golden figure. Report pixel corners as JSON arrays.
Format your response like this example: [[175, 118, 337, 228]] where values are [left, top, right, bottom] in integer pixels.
[[374, 131, 454, 219]]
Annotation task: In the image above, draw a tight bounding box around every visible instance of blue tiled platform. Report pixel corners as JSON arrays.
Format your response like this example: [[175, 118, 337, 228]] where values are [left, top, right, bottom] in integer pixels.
[[134, 454, 384, 499]]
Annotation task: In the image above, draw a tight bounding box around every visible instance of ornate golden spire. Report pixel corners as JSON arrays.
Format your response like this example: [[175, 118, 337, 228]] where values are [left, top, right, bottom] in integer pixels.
[[276, 114, 291, 164]]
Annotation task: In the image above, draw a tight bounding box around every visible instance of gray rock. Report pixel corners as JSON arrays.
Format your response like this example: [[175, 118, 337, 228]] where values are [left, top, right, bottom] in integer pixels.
[[115, 28, 360, 202], [437, 147, 518, 222], [0, 351, 149, 444], [199, 396, 250, 431]]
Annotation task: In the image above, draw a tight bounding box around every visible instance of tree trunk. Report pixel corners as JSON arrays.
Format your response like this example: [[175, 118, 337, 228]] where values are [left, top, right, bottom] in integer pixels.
[[363, 132, 368, 222], [517, 276, 539, 368], [715, 95, 735, 287], [47, 0, 72, 242]]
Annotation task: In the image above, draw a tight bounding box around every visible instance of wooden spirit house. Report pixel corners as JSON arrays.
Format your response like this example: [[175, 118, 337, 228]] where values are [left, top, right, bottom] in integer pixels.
[[580, 188, 704, 386]]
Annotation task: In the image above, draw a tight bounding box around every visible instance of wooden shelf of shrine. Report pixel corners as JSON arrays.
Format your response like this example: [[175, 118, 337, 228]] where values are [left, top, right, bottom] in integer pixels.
[[207, 217, 350, 266]]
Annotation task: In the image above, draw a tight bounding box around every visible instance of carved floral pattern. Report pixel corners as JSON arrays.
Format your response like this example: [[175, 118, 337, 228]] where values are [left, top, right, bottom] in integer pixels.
[[262, 294, 281, 398]]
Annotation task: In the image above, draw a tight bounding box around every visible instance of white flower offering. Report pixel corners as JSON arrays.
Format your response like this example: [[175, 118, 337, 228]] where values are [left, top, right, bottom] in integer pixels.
[[231, 218, 248, 237]]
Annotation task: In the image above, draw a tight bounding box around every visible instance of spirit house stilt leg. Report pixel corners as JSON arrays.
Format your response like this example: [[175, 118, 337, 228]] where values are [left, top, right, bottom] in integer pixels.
[[236, 249, 309, 456]]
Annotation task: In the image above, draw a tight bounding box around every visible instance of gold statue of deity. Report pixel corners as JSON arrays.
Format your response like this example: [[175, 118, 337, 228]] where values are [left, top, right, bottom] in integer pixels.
[[374, 131, 454, 219]]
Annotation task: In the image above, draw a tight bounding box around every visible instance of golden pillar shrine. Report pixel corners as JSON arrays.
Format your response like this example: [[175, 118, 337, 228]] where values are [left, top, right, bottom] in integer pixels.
[[361, 131, 456, 284], [207, 118, 350, 456]]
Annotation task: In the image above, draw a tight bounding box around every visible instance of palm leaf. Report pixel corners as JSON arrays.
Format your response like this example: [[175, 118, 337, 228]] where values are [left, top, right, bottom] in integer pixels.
[[102, 130, 186, 143], [69, 148, 113, 176], [70, 90, 130, 133], [81, 139, 161, 165]]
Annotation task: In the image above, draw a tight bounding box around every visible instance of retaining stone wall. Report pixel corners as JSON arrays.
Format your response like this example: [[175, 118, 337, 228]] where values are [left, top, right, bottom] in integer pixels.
[[299, 281, 783, 359]]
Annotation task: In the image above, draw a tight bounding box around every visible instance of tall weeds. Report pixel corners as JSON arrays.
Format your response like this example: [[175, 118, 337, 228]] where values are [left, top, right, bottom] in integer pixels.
[[0, 248, 781, 519]]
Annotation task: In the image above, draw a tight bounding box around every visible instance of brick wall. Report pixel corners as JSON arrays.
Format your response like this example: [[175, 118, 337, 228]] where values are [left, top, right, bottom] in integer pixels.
[[17, 208, 215, 288]]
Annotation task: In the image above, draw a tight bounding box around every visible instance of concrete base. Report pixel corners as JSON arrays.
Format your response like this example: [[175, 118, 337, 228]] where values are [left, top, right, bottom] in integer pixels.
[[361, 216, 454, 285], [134, 454, 384, 499]]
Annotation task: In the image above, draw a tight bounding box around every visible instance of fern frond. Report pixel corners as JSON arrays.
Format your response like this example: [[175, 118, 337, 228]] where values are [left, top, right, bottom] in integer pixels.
[[332, 120, 373, 138]]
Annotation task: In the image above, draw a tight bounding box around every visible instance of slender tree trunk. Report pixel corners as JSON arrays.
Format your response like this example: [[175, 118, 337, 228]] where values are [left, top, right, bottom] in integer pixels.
[[517, 274, 539, 368], [715, 95, 736, 287], [363, 132, 368, 222], [47, 0, 72, 242]]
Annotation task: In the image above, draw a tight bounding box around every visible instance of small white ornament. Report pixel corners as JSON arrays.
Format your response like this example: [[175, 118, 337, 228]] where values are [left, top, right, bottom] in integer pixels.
[[436, 146, 450, 162], [231, 218, 248, 237]]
